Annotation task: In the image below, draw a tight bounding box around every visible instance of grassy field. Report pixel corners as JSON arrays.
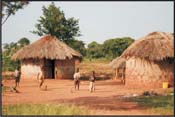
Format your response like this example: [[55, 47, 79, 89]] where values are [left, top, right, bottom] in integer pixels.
[[82, 58, 111, 63], [78, 58, 114, 80], [128, 95, 174, 115], [2, 104, 90, 115]]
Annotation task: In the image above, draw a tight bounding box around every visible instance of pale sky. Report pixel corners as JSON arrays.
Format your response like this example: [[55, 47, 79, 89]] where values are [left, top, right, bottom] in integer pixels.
[[2, 1, 174, 46]]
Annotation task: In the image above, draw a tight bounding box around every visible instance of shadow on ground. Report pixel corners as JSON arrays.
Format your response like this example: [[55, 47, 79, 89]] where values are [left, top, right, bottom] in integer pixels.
[[50, 95, 146, 111]]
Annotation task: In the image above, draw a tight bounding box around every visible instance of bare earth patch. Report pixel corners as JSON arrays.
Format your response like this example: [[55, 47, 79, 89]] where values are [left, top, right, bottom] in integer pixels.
[[2, 78, 171, 115]]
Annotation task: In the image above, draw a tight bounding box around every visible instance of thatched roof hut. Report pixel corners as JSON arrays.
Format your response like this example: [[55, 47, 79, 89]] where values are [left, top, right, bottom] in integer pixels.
[[121, 32, 173, 61], [109, 57, 126, 69], [111, 32, 174, 88], [12, 35, 82, 60], [12, 35, 82, 79]]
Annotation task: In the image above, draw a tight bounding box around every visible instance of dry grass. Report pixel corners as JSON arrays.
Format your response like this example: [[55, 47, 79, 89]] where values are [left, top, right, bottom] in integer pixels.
[[121, 32, 173, 61], [12, 35, 82, 60], [79, 60, 114, 80]]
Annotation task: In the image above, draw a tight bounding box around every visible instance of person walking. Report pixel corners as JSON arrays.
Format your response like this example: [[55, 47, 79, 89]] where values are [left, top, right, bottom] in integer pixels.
[[89, 71, 96, 92], [73, 68, 81, 90], [14, 67, 21, 88]]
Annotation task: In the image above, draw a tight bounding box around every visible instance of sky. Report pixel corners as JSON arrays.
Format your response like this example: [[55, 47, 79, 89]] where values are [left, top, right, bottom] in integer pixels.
[[2, 1, 174, 46]]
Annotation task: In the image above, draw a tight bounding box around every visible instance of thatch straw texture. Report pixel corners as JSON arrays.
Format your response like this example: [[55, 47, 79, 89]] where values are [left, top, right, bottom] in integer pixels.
[[109, 57, 126, 69], [12, 35, 82, 60], [121, 32, 174, 61]]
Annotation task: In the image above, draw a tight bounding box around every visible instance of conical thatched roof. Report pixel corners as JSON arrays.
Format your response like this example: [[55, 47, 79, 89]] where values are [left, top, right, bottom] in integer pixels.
[[109, 57, 126, 69], [121, 32, 174, 61], [12, 35, 82, 60]]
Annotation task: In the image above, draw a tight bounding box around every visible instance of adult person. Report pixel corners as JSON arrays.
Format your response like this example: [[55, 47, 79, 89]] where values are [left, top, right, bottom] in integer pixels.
[[89, 71, 96, 92], [73, 68, 81, 90]]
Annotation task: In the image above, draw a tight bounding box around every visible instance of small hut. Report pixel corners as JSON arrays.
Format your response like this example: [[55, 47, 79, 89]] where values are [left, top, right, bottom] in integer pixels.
[[110, 32, 174, 88], [109, 57, 126, 84], [12, 35, 82, 79]]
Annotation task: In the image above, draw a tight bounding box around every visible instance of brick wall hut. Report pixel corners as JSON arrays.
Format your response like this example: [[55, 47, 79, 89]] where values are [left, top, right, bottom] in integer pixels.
[[110, 32, 174, 88], [11, 35, 82, 79]]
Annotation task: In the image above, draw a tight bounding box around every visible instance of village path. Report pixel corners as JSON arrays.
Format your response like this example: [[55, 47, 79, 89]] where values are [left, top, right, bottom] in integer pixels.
[[2, 78, 161, 115]]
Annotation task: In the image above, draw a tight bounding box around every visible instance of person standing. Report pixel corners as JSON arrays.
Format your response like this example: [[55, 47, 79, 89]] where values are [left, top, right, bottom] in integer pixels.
[[73, 68, 81, 90], [14, 67, 21, 88], [37, 66, 44, 89], [89, 71, 96, 92]]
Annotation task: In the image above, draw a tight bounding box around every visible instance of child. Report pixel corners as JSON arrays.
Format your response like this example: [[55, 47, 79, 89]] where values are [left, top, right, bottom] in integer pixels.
[[37, 66, 44, 89], [89, 71, 95, 92], [14, 67, 21, 88], [73, 68, 81, 90]]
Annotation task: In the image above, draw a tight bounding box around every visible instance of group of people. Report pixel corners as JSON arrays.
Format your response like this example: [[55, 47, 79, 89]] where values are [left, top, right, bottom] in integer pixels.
[[73, 68, 96, 92], [13, 67, 96, 92]]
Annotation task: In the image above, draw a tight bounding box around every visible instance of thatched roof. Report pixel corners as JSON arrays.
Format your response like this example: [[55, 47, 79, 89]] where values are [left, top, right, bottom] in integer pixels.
[[109, 57, 126, 69], [12, 35, 82, 60], [121, 32, 174, 61]]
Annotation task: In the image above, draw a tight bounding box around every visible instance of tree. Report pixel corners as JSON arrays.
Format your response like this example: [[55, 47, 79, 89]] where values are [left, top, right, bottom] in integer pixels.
[[67, 39, 86, 56], [2, 38, 30, 71], [85, 37, 134, 60], [86, 41, 104, 59], [17, 37, 30, 47], [102, 37, 134, 59], [31, 2, 81, 44], [2, 1, 29, 25]]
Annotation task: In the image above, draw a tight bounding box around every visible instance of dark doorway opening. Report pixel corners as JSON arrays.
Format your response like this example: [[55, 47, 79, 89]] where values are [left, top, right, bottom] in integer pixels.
[[44, 59, 55, 79], [51, 60, 55, 79]]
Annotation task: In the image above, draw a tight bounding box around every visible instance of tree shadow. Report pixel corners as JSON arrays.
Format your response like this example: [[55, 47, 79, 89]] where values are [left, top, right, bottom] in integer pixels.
[[50, 95, 146, 111]]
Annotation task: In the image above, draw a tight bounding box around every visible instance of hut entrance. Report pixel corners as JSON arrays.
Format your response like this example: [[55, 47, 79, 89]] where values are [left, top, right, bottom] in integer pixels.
[[44, 59, 55, 79]]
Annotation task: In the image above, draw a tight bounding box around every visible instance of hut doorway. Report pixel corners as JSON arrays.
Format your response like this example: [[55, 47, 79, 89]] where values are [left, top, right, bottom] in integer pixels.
[[44, 59, 55, 79]]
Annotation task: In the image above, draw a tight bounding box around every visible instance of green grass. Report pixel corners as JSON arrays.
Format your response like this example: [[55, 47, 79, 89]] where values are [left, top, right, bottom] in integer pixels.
[[2, 104, 90, 115], [128, 95, 174, 115]]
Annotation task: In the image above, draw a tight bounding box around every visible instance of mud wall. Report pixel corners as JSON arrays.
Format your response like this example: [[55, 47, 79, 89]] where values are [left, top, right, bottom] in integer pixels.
[[21, 59, 44, 79], [124, 57, 174, 88]]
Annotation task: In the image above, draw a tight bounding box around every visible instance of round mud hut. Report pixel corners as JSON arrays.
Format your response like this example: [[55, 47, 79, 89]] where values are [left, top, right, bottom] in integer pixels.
[[109, 57, 126, 84], [110, 32, 174, 88], [12, 35, 82, 79]]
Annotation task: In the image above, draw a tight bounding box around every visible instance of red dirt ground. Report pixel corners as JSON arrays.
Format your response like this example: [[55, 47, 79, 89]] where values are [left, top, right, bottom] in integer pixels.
[[2, 78, 171, 115]]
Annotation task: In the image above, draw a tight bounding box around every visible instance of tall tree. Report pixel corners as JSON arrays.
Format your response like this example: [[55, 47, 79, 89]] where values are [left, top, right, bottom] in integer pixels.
[[31, 2, 81, 44], [2, 1, 29, 25]]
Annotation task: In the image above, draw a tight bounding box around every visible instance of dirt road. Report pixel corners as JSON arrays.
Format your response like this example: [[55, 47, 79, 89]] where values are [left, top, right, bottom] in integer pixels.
[[2, 78, 163, 115]]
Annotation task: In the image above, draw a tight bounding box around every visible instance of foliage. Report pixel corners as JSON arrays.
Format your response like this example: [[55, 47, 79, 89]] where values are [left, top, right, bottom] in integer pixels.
[[2, 38, 30, 71], [67, 39, 86, 56], [128, 95, 174, 115], [2, 104, 90, 115], [86, 41, 104, 59], [2, 1, 29, 25], [102, 37, 134, 59], [85, 37, 134, 60], [31, 2, 81, 44], [17, 37, 30, 47]]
